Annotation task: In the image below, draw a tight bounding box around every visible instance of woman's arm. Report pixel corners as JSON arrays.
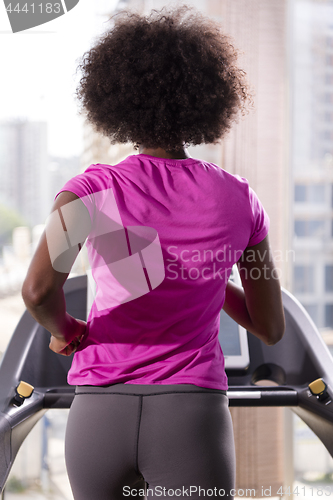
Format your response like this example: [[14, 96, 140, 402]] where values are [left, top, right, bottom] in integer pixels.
[[222, 235, 285, 346], [21, 191, 91, 353]]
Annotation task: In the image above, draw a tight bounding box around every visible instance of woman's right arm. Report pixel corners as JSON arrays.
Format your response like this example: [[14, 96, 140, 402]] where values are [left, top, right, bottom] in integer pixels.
[[222, 235, 285, 346]]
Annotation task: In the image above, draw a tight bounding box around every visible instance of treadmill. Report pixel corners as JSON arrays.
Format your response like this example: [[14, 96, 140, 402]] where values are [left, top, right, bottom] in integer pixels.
[[0, 274, 333, 495]]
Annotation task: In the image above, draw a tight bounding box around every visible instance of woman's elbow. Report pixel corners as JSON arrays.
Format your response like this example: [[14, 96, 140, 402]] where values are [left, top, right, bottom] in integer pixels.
[[263, 319, 285, 346], [22, 279, 49, 309]]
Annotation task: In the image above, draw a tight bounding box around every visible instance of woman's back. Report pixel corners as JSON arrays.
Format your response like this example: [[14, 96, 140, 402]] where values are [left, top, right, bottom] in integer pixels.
[[58, 153, 269, 388]]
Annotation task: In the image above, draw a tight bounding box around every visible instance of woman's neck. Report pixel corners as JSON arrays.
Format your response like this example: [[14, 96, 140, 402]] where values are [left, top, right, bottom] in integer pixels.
[[138, 145, 191, 160]]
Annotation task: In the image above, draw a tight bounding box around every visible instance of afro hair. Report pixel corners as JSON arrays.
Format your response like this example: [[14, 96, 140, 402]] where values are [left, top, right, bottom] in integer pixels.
[[75, 4, 252, 151]]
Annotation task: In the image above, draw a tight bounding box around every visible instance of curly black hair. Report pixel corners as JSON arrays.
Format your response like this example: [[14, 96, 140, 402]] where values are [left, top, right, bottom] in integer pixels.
[[75, 5, 252, 151]]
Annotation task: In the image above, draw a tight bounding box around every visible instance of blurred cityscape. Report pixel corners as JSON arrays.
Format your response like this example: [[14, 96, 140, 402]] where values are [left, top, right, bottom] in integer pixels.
[[1, 0, 333, 498]]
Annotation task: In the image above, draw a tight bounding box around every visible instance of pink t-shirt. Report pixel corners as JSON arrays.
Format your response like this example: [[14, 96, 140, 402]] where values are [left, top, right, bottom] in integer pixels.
[[56, 154, 269, 390]]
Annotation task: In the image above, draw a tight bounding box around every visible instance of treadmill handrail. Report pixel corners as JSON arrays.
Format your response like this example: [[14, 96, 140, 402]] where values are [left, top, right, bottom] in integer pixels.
[[281, 288, 333, 388]]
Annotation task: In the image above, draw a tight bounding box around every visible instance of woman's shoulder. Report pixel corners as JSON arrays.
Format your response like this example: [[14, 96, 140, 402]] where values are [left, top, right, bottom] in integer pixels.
[[198, 160, 251, 193], [70, 163, 115, 190], [75, 157, 252, 196]]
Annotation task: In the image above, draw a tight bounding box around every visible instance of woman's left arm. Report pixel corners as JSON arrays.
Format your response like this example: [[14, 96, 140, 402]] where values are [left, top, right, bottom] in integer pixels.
[[22, 191, 91, 355]]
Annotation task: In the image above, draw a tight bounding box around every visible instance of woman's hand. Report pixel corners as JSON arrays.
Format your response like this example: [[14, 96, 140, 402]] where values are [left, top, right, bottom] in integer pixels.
[[49, 319, 87, 356]]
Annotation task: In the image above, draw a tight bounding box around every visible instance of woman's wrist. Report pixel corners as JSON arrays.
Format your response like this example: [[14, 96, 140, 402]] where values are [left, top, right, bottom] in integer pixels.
[[51, 314, 86, 343]]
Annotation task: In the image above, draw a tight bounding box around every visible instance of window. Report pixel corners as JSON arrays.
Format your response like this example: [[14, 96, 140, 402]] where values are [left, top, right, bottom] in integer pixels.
[[309, 220, 325, 236], [294, 220, 325, 238], [325, 74, 333, 85], [294, 184, 325, 204], [295, 185, 306, 202], [324, 93, 332, 104], [294, 265, 315, 294], [325, 265, 333, 292], [326, 54, 333, 66], [294, 221, 307, 237], [309, 185, 325, 203], [325, 304, 333, 328], [321, 130, 332, 141]]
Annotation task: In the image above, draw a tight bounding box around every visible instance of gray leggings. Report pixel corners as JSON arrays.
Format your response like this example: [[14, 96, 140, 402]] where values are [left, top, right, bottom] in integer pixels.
[[65, 384, 236, 500]]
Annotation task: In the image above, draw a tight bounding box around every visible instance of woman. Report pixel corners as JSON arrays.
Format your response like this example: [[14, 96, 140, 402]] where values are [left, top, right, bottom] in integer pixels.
[[22, 5, 285, 499]]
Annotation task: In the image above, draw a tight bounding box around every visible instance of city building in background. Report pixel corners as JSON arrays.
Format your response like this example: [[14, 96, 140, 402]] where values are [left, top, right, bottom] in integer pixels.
[[48, 155, 80, 201], [0, 121, 81, 230], [291, 0, 333, 339], [290, 0, 333, 480], [0, 120, 48, 227], [0, 120, 81, 301]]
